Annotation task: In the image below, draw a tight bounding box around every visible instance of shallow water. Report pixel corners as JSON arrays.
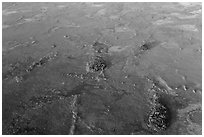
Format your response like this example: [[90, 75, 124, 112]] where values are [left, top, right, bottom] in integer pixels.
[[2, 2, 202, 135]]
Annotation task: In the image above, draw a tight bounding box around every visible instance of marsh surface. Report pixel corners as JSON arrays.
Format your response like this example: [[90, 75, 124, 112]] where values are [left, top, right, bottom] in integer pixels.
[[2, 2, 202, 135]]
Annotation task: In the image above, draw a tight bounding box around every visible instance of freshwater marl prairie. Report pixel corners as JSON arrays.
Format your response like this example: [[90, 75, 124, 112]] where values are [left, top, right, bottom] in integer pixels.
[[2, 2, 202, 135]]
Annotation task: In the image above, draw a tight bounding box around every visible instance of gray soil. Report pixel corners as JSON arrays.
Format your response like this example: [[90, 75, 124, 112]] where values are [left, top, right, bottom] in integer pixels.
[[2, 2, 202, 135]]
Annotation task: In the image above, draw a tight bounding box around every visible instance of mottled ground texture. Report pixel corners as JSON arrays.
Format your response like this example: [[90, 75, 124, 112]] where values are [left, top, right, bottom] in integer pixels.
[[2, 2, 202, 135]]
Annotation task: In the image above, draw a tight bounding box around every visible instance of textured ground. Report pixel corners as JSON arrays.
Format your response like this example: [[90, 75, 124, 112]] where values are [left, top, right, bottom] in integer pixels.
[[2, 2, 202, 135]]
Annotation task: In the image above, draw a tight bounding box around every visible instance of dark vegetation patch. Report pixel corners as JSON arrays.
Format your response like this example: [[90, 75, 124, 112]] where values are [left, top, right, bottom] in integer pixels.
[[145, 88, 188, 134], [147, 102, 171, 131], [139, 41, 159, 51], [26, 52, 58, 72], [145, 90, 173, 132], [88, 56, 108, 72], [92, 41, 109, 53], [3, 52, 58, 81]]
